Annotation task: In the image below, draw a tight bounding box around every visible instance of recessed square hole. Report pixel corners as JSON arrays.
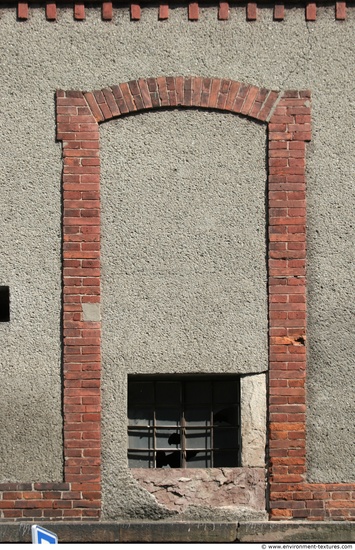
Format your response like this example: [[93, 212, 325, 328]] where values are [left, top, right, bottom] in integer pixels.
[[0, 286, 10, 322]]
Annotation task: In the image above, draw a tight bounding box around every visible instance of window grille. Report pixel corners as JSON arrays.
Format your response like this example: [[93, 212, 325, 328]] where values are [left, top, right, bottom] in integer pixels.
[[128, 376, 241, 468]]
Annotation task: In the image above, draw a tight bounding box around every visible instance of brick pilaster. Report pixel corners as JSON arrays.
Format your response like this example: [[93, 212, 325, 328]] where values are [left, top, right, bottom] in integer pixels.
[[268, 91, 311, 519]]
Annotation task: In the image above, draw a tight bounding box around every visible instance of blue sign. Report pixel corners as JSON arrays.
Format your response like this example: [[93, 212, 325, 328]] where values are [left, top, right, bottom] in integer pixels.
[[31, 525, 58, 544]]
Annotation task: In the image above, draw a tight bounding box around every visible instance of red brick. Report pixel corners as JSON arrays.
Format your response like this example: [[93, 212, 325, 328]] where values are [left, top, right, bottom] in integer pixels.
[[74, 1, 85, 20], [130, 3, 141, 20], [305, 2, 317, 20], [240, 85, 259, 115], [192, 77, 203, 106], [200, 78, 212, 108], [17, 2, 29, 19], [258, 91, 280, 121], [175, 76, 184, 106], [159, 3, 169, 19], [119, 83, 136, 112], [336, 2, 346, 20], [102, 1, 113, 20], [270, 509, 293, 518], [218, 2, 229, 20], [188, 2, 199, 20], [111, 85, 129, 114], [246, 2, 257, 20], [232, 83, 250, 113], [102, 88, 120, 117], [274, 3, 284, 20], [157, 76, 170, 107], [138, 79, 153, 109], [208, 79, 221, 109]]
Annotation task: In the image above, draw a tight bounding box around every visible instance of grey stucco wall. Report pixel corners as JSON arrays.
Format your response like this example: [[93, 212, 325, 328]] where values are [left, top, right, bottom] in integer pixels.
[[0, 6, 354, 496], [100, 111, 268, 520], [100, 109, 267, 376]]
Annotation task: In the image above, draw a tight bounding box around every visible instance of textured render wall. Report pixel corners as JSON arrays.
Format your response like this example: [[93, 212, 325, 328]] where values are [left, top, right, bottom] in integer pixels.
[[0, 6, 354, 492], [100, 110, 267, 376], [100, 110, 267, 520], [0, 27, 63, 480]]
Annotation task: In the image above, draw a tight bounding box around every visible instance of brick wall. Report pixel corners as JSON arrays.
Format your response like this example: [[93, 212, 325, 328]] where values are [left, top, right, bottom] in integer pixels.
[[0, 76, 354, 521]]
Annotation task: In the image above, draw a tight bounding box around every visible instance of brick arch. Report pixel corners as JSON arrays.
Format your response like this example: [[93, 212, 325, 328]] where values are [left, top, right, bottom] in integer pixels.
[[54, 78, 321, 522], [81, 77, 281, 123]]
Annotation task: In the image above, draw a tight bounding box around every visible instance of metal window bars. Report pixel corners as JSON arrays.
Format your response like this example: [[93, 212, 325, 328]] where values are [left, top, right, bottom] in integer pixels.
[[128, 377, 241, 468]]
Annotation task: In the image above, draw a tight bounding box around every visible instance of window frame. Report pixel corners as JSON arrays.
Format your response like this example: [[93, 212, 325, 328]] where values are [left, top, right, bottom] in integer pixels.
[[128, 375, 242, 468]]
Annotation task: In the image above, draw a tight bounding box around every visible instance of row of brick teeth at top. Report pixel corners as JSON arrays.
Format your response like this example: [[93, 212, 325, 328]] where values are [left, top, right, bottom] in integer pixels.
[[14, 2, 348, 22]]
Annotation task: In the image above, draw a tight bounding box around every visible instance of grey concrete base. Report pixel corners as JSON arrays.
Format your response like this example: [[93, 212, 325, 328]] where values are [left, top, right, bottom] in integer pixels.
[[238, 521, 355, 543], [0, 521, 354, 543]]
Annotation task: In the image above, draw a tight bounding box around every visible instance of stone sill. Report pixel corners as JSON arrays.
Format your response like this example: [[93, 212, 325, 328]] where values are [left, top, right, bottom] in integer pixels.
[[0, 520, 354, 543]]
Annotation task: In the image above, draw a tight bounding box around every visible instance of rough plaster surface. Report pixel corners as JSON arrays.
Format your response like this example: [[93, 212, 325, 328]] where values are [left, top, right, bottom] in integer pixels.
[[0, 6, 353, 491], [241, 374, 266, 467], [131, 468, 266, 520], [100, 110, 267, 375], [100, 109, 267, 519]]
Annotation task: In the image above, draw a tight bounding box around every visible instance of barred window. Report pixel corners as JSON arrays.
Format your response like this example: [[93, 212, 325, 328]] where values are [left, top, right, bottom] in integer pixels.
[[128, 376, 241, 468]]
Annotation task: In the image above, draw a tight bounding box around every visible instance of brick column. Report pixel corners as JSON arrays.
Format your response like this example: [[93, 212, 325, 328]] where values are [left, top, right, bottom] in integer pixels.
[[268, 91, 311, 519], [56, 91, 102, 500]]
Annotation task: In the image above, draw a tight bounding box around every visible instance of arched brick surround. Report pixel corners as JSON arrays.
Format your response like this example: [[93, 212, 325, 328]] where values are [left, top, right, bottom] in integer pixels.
[[0, 77, 353, 522]]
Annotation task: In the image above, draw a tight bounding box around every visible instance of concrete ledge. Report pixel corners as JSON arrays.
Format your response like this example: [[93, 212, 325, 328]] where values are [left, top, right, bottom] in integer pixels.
[[238, 521, 355, 543], [0, 521, 354, 543], [0, 521, 237, 543]]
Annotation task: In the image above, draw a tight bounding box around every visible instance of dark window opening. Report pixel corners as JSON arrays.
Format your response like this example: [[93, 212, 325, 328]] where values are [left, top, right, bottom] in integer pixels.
[[128, 376, 241, 468], [0, 286, 10, 322]]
